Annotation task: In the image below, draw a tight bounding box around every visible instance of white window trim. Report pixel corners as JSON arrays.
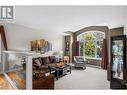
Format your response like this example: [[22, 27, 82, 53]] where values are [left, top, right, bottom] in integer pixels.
[[85, 57, 102, 60]]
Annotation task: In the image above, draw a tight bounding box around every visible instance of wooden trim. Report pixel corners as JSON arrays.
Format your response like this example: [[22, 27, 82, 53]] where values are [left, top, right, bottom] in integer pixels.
[[0, 26, 8, 50]]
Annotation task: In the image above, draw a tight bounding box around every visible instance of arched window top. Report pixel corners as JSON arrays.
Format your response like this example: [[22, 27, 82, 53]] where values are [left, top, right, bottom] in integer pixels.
[[77, 31, 105, 42]]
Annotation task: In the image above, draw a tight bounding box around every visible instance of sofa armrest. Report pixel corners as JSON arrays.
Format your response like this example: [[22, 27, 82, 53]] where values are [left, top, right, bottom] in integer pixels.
[[33, 64, 40, 70]]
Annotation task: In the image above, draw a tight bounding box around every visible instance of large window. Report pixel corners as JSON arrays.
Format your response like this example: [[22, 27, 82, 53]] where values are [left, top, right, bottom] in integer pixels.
[[77, 31, 105, 59]]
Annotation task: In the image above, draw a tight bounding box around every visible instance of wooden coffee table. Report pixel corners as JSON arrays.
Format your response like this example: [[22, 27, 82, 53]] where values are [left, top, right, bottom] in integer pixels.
[[50, 64, 71, 79]]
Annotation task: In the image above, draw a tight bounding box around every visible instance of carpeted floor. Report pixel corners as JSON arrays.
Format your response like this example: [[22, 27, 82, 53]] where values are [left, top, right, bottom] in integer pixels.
[[55, 66, 110, 89]]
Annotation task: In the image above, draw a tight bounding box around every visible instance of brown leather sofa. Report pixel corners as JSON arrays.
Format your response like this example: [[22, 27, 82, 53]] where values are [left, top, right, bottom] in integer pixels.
[[33, 56, 56, 73], [32, 56, 56, 89]]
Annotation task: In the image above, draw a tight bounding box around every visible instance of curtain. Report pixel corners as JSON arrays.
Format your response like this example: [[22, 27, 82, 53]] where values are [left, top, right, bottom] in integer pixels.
[[75, 41, 80, 56], [101, 39, 108, 69], [0, 25, 8, 50]]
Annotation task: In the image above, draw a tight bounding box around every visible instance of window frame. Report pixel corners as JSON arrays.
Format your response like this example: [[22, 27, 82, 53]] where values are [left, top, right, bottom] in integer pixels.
[[77, 31, 105, 59]]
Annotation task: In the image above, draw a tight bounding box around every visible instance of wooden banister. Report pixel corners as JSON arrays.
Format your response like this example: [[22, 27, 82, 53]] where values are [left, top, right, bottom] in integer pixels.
[[0, 25, 8, 50]]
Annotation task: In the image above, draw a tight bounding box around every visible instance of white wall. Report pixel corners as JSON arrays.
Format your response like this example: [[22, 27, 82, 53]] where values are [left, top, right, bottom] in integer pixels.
[[124, 14, 127, 35], [1, 23, 64, 52], [124, 15, 127, 35], [124, 27, 127, 35]]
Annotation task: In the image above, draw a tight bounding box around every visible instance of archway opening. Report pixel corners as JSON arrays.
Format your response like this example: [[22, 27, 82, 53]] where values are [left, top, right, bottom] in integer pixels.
[[77, 31, 105, 66]]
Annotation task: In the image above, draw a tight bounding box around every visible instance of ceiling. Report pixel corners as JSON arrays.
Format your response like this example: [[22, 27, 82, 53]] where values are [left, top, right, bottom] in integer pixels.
[[13, 6, 127, 35]]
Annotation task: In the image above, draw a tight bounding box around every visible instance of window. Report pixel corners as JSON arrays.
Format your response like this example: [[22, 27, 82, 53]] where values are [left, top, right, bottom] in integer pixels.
[[77, 31, 105, 59]]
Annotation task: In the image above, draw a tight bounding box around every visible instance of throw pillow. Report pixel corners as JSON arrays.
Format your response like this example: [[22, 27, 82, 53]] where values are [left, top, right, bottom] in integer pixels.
[[34, 59, 41, 66], [78, 58, 84, 62], [38, 57, 43, 65], [43, 57, 50, 64], [49, 56, 56, 63]]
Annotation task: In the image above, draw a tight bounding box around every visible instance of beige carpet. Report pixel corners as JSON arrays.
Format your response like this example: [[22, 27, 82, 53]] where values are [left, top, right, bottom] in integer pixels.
[[55, 66, 110, 89]]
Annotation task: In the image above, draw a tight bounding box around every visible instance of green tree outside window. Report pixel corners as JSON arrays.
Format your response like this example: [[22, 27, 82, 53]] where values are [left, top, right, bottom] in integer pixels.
[[78, 31, 105, 58], [84, 33, 95, 57]]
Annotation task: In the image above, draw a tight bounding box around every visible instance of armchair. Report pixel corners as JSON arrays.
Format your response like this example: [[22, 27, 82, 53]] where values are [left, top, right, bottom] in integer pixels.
[[73, 56, 86, 69]]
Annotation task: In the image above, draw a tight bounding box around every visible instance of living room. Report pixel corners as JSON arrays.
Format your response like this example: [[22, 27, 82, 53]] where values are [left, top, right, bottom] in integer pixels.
[[0, 6, 127, 90]]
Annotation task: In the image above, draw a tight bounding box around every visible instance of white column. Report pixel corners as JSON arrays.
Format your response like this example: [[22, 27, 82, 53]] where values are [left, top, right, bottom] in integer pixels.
[[2, 52, 6, 73], [26, 55, 33, 89]]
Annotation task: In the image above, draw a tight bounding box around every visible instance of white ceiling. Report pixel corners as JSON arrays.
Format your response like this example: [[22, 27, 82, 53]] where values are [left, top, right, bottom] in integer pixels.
[[14, 6, 127, 35]]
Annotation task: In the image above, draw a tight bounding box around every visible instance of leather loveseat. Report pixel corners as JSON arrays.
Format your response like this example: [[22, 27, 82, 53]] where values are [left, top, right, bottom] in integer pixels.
[[33, 56, 57, 73]]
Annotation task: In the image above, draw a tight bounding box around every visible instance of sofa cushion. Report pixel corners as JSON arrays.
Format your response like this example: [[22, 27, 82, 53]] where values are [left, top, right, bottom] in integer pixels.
[[49, 56, 56, 63], [38, 57, 44, 65], [34, 58, 42, 66], [42, 57, 50, 64], [33, 70, 45, 80], [78, 58, 84, 62], [75, 56, 85, 62], [48, 63, 56, 67]]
